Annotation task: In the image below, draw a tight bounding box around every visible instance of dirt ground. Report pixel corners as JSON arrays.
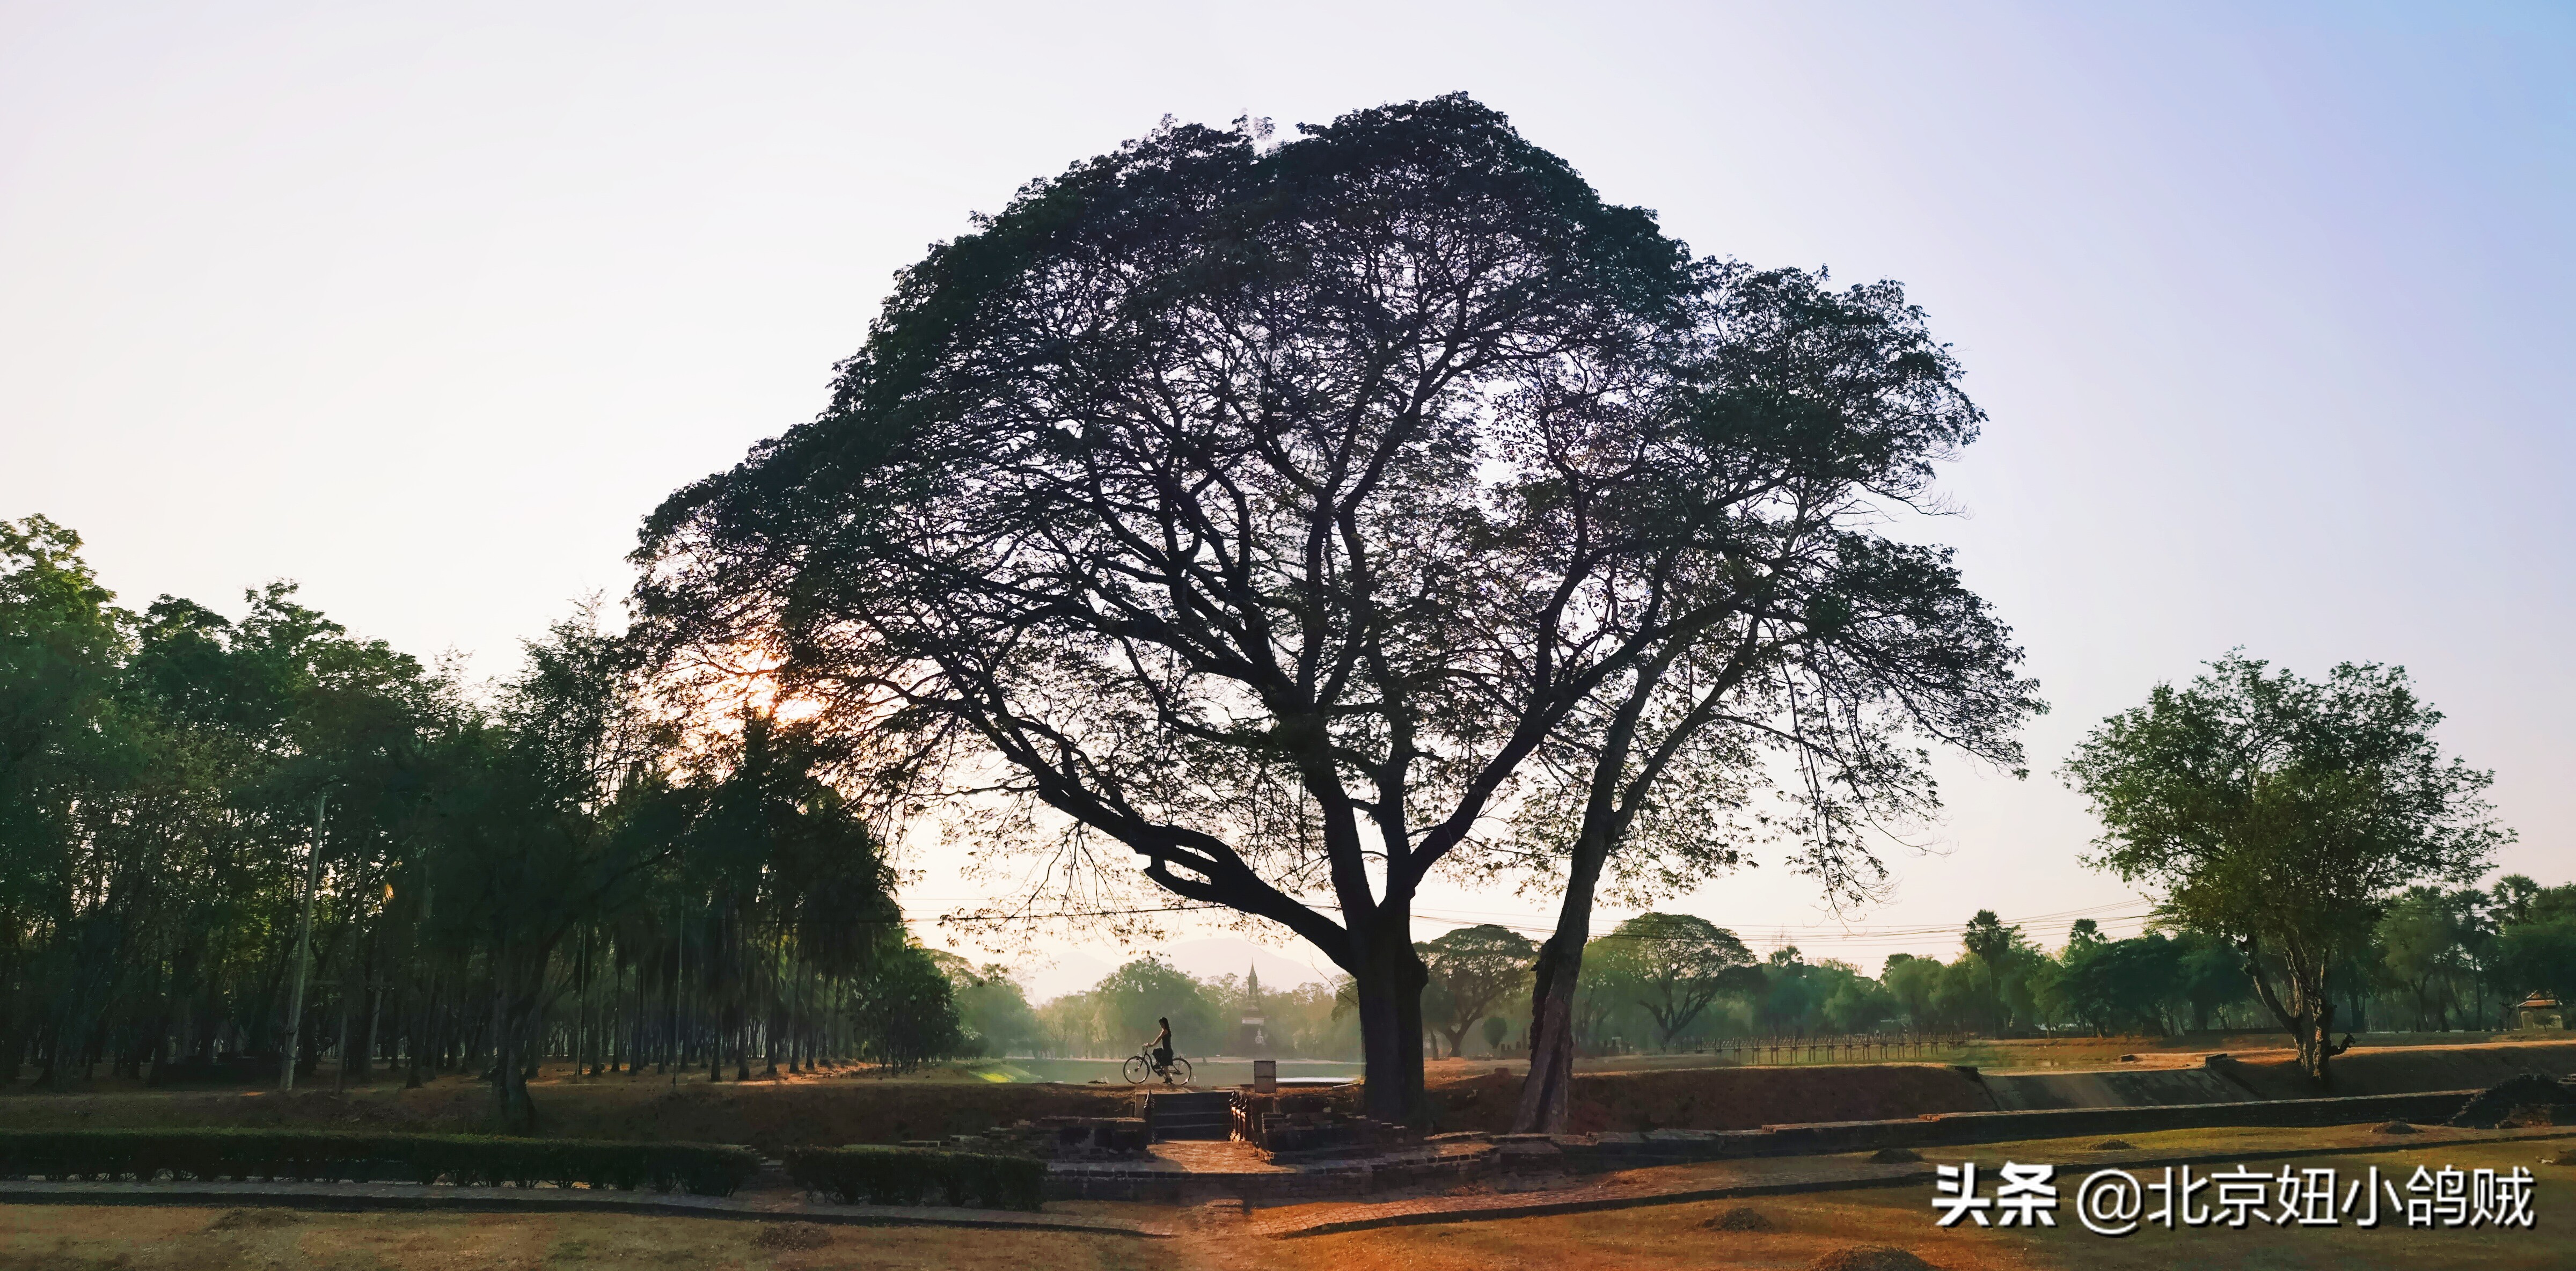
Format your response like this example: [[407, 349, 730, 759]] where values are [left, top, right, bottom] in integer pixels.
[[1430, 1062, 1996, 1135], [4, 1127, 2567, 1271], [2212, 1039, 2576, 1100], [0, 1206, 1156, 1271], [1233, 1135, 2572, 1271]]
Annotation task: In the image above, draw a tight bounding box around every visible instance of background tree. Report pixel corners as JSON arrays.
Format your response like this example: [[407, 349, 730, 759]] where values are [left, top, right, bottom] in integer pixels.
[[2491, 873, 2576, 1022], [847, 942, 963, 1073], [2038, 932, 2184, 1035], [1091, 957, 1221, 1058], [2065, 654, 2509, 1084], [1954, 909, 2048, 1033], [1819, 973, 1896, 1033], [1415, 924, 1536, 1061], [1584, 914, 1758, 1049], [930, 954, 1044, 1057], [2489, 874, 2576, 927], [2171, 931, 2252, 1032], [2375, 886, 2489, 1031]]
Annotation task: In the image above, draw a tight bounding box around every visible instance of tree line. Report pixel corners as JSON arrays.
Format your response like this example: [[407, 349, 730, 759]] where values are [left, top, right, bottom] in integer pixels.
[[750, 868, 2576, 1070], [1412, 883, 2576, 1060], [0, 516, 978, 1130]]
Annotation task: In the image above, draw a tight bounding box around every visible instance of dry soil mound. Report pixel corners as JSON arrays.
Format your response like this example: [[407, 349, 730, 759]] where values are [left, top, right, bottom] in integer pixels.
[[2448, 1073, 2576, 1129], [206, 1208, 302, 1232], [1702, 1205, 1775, 1231], [752, 1222, 834, 1251], [1806, 1244, 1937, 1271]]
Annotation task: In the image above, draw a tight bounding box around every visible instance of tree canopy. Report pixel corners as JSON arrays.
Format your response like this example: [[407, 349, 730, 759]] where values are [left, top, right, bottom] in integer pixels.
[[2064, 653, 2508, 1083], [1585, 913, 1759, 1049], [1416, 924, 1536, 1058], [634, 93, 2038, 1121]]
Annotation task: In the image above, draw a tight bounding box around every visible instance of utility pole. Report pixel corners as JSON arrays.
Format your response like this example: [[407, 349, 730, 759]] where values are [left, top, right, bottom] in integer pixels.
[[281, 791, 328, 1091]]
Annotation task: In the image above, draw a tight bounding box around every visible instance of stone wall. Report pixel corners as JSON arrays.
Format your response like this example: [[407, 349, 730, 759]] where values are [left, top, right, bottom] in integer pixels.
[[1041, 1088, 2479, 1200], [1555, 1089, 2477, 1171]]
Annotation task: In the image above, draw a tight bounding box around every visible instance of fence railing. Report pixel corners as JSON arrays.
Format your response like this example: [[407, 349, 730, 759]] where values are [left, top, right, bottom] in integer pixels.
[[1627, 1032, 1974, 1065]]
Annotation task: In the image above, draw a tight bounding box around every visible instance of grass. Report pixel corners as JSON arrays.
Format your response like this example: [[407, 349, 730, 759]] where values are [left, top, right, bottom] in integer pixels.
[[0, 1068, 1143, 1155], [0, 1207, 1162, 1271], [1557, 1028, 2575, 1074]]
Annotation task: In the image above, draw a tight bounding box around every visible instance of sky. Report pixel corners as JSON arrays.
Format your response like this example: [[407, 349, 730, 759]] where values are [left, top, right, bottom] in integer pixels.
[[3, 2, 2568, 989]]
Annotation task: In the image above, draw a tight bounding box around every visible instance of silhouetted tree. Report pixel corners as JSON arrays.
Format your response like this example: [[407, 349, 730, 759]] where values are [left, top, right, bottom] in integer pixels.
[[633, 96, 1740, 1121]]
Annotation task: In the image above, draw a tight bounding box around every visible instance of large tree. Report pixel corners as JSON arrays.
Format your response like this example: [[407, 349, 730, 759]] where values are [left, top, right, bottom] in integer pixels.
[[0, 516, 135, 1087], [633, 96, 1754, 1119], [2065, 654, 2508, 1085]]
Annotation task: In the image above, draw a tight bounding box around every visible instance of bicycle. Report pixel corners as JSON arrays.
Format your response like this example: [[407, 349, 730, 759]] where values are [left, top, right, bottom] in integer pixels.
[[1121, 1047, 1194, 1086]]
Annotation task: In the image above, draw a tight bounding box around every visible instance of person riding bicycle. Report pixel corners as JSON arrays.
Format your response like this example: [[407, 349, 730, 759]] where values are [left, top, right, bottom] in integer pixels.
[[1150, 1017, 1174, 1080]]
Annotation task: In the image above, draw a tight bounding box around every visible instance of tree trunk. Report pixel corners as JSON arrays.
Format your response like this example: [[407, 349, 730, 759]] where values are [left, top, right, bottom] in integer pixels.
[[1514, 821, 1612, 1133], [487, 959, 541, 1134], [406, 975, 433, 1089], [332, 985, 351, 1092], [1516, 931, 1584, 1133], [1440, 1024, 1472, 1061], [1350, 908, 1429, 1124], [358, 982, 382, 1083], [2240, 936, 2344, 1087]]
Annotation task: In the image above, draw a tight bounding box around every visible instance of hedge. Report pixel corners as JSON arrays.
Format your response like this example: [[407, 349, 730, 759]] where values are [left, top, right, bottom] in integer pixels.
[[782, 1145, 1044, 1211], [0, 1131, 758, 1196]]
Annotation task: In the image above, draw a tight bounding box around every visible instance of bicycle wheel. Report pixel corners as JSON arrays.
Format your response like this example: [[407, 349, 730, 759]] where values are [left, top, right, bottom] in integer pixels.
[[1166, 1056, 1193, 1086], [1122, 1055, 1152, 1085]]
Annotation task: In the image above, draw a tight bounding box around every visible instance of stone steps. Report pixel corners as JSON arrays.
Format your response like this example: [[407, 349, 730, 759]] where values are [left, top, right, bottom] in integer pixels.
[[1146, 1091, 1235, 1141]]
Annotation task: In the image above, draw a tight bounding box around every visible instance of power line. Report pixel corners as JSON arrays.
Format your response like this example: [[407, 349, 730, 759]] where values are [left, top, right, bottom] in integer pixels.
[[903, 893, 2157, 952]]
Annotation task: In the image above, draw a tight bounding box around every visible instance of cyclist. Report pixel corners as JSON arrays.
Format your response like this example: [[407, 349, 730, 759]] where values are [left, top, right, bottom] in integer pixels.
[[1150, 1017, 1174, 1082]]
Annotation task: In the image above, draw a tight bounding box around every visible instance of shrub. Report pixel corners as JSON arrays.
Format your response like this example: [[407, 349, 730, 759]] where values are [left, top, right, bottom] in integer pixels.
[[782, 1145, 1043, 1211], [0, 1131, 757, 1196]]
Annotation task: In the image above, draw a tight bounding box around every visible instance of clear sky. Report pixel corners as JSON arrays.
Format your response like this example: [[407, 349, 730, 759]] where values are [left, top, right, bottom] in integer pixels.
[[4, 2, 2568, 983]]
